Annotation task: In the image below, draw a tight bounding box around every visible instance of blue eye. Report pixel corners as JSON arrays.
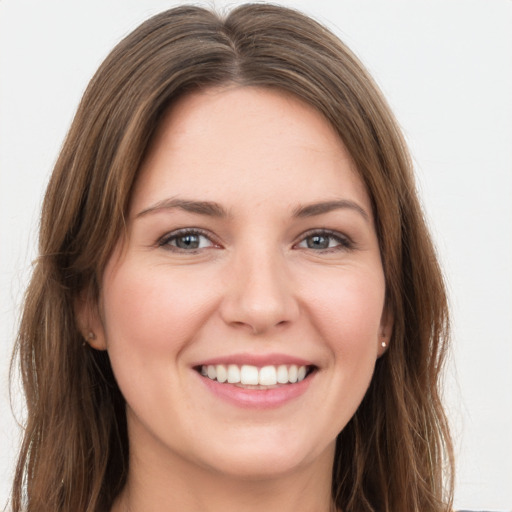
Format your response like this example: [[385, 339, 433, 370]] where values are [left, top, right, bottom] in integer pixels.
[[297, 231, 352, 251], [159, 230, 214, 251]]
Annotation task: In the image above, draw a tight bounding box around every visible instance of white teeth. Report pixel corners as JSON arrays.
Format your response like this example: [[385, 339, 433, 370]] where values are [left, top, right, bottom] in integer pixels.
[[216, 364, 227, 383], [276, 364, 289, 384], [227, 364, 241, 383], [240, 365, 259, 385], [200, 363, 310, 386], [207, 365, 216, 380], [259, 365, 277, 386]]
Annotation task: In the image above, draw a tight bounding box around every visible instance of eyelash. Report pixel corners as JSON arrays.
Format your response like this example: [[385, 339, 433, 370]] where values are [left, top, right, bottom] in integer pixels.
[[295, 229, 354, 253], [157, 228, 217, 252], [157, 228, 354, 253]]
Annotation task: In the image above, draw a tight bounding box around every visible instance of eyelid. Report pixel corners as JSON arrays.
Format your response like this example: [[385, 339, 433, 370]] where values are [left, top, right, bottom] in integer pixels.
[[294, 229, 354, 251], [157, 227, 220, 251], [156, 227, 353, 252]]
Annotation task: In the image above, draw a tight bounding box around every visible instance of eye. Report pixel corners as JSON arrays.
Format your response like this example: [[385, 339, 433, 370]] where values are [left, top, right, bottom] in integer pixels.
[[296, 230, 353, 251], [158, 229, 216, 251]]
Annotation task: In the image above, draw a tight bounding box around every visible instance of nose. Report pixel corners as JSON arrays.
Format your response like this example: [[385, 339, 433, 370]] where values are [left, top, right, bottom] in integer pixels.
[[219, 247, 300, 335]]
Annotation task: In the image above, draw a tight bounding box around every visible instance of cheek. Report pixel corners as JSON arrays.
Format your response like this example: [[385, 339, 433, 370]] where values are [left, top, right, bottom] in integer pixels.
[[302, 266, 386, 356], [101, 261, 218, 358]]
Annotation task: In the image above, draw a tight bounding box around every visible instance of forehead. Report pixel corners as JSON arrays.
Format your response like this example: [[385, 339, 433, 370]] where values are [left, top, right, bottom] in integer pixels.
[[132, 86, 371, 217]]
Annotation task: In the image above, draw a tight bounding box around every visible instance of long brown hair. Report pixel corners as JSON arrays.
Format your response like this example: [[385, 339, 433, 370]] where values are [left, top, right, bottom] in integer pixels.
[[11, 4, 454, 511]]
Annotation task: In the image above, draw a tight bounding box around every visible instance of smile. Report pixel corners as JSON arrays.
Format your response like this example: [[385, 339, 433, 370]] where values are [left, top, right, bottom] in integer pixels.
[[199, 364, 311, 386], [193, 355, 317, 408]]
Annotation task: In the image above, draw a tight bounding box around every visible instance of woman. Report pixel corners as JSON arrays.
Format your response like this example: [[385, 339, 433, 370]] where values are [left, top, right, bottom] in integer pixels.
[[11, 4, 454, 511]]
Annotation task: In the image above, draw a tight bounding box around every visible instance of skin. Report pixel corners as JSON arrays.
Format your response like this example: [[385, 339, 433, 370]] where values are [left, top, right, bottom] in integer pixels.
[[83, 86, 391, 512]]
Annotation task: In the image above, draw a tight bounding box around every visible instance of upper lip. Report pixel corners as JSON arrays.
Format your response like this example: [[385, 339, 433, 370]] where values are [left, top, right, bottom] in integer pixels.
[[192, 353, 315, 368]]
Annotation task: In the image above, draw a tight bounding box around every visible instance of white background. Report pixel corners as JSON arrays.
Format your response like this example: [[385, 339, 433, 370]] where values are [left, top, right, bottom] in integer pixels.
[[1, 1, 511, 510]]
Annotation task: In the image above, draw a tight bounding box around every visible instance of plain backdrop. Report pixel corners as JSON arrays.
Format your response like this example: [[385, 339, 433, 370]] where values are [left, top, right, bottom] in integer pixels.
[[1, 0, 511, 510]]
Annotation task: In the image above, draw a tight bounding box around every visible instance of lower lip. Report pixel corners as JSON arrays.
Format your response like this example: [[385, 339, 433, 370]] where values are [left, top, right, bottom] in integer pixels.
[[197, 372, 314, 409]]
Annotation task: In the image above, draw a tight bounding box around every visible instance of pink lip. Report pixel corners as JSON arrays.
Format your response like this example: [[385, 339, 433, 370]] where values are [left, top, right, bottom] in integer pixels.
[[195, 369, 315, 409], [193, 352, 314, 368]]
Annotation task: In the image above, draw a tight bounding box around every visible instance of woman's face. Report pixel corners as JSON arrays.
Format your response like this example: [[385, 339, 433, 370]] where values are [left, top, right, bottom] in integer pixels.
[[89, 87, 391, 479]]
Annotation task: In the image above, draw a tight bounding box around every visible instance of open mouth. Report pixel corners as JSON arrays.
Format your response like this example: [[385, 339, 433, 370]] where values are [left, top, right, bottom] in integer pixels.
[[195, 364, 316, 388]]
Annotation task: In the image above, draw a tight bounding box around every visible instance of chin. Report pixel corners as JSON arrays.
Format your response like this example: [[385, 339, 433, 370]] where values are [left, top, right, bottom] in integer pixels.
[[195, 433, 334, 480]]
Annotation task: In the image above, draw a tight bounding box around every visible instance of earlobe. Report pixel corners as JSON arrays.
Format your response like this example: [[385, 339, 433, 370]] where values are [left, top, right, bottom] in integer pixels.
[[378, 332, 388, 357], [377, 304, 394, 357], [84, 329, 106, 350], [74, 290, 108, 351]]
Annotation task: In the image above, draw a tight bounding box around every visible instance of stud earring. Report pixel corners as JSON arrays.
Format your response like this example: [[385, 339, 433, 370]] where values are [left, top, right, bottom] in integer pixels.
[[83, 331, 96, 346], [381, 341, 387, 348], [380, 333, 387, 348]]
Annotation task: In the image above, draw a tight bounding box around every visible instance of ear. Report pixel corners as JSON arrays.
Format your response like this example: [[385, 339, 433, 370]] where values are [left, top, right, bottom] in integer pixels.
[[377, 303, 394, 357], [74, 287, 107, 351]]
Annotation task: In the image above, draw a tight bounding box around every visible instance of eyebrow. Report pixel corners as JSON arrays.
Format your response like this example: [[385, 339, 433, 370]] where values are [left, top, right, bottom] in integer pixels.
[[293, 200, 370, 222], [136, 198, 228, 218], [136, 197, 370, 222]]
